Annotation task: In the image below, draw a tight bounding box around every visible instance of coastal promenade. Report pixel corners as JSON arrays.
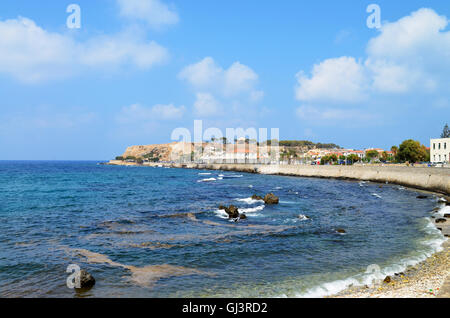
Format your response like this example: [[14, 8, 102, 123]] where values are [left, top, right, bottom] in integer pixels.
[[108, 161, 450, 196]]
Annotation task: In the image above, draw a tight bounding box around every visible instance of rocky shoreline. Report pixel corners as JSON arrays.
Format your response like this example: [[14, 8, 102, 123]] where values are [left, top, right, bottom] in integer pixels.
[[106, 160, 450, 298], [332, 206, 450, 298], [332, 241, 450, 298]]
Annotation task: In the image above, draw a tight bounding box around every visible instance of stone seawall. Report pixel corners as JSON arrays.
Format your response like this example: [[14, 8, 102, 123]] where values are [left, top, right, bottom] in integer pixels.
[[107, 161, 450, 195]]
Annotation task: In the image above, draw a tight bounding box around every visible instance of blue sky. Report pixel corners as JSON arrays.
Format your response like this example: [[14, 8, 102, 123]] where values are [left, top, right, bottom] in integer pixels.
[[0, 0, 449, 160]]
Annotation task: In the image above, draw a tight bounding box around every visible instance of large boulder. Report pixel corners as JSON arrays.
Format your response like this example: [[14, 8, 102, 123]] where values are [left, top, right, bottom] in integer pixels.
[[76, 270, 95, 290], [264, 193, 279, 205], [220, 205, 239, 219]]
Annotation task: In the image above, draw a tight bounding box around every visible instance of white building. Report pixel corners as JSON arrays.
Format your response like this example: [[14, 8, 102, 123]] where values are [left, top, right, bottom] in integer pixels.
[[430, 138, 450, 163]]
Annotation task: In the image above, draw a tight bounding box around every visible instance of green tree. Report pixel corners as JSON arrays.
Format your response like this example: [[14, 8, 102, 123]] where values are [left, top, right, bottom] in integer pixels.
[[347, 154, 360, 164], [136, 158, 144, 164], [115, 156, 124, 161], [365, 150, 379, 161], [397, 139, 429, 163], [441, 124, 450, 138]]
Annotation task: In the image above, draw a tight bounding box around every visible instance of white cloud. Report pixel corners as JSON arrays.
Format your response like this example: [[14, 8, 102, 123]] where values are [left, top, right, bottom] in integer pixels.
[[295, 57, 368, 103], [80, 31, 168, 69], [294, 8, 450, 120], [193, 93, 222, 117], [178, 57, 222, 90], [0, 17, 168, 82], [365, 8, 450, 93], [179, 57, 264, 118], [223, 62, 258, 97], [118, 103, 185, 123], [117, 0, 179, 29], [179, 57, 261, 98]]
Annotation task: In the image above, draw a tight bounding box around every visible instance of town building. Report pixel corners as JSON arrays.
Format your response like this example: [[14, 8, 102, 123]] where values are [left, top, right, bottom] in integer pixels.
[[430, 138, 450, 163]]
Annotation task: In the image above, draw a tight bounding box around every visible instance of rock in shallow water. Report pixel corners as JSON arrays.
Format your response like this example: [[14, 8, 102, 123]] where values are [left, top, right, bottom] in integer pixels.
[[336, 228, 346, 234], [416, 195, 428, 199], [264, 193, 279, 205], [435, 218, 447, 223], [251, 194, 264, 201], [383, 276, 392, 283], [76, 270, 95, 290], [219, 205, 243, 219]]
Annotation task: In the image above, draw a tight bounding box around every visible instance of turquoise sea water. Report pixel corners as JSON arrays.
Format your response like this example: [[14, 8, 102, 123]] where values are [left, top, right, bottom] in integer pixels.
[[0, 161, 445, 297]]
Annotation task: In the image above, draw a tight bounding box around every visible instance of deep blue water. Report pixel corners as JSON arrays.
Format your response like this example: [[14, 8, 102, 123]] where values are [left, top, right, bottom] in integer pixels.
[[0, 161, 445, 297]]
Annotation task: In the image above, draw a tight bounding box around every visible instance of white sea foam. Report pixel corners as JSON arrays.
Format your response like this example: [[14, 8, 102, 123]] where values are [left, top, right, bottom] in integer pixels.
[[198, 173, 212, 175], [221, 174, 243, 178], [240, 205, 265, 214], [298, 214, 310, 221], [214, 209, 229, 219], [371, 193, 382, 198], [293, 216, 447, 298], [434, 205, 450, 217], [235, 197, 263, 204], [197, 178, 216, 183]]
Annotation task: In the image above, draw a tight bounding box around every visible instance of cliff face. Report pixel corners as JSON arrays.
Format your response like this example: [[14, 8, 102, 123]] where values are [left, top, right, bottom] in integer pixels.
[[121, 143, 175, 161]]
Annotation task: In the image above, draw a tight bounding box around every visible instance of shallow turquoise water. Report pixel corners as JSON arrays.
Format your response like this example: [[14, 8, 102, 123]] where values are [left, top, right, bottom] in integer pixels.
[[0, 161, 444, 297]]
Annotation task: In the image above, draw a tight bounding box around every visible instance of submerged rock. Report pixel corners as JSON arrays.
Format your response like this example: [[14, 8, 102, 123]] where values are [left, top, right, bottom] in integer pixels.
[[239, 214, 247, 220], [76, 270, 96, 290], [336, 228, 346, 234], [264, 193, 279, 205], [416, 195, 428, 199]]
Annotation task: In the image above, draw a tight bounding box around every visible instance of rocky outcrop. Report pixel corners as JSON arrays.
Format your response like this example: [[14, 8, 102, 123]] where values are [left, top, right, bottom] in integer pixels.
[[436, 218, 447, 223], [264, 193, 279, 205], [219, 205, 240, 219], [218, 205, 249, 220], [383, 276, 392, 284], [251, 195, 264, 201], [336, 228, 346, 234], [76, 270, 96, 290]]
